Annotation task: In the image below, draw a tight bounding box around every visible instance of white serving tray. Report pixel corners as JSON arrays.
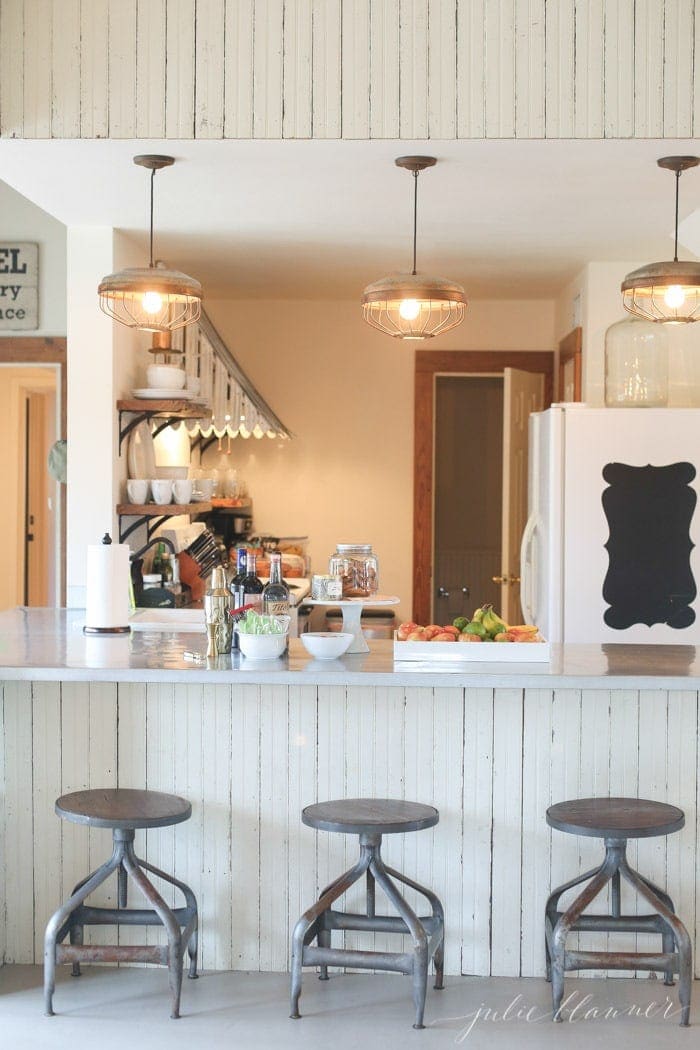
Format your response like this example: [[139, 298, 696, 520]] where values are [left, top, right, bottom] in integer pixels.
[[393, 635, 550, 662]]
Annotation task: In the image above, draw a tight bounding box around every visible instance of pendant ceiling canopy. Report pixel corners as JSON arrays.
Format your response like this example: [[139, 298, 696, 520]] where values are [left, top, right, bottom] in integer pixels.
[[362, 156, 467, 340], [621, 156, 700, 324], [98, 155, 203, 333]]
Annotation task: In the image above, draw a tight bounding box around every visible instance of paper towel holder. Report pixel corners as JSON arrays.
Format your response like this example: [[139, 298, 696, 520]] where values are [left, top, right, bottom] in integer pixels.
[[83, 533, 132, 635]]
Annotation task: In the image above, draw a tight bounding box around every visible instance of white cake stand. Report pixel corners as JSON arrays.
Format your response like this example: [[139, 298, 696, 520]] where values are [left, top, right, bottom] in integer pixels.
[[303, 595, 400, 654]]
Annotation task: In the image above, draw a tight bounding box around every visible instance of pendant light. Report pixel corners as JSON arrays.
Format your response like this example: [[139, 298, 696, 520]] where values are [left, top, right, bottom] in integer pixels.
[[98, 155, 202, 333], [362, 156, 467, 339], [621, 156, 700, 323]]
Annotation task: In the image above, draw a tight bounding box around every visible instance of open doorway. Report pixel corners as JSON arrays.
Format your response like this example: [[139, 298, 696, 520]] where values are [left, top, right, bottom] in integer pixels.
[[0, 338, 66, 609], [413, 350, 553, 625]]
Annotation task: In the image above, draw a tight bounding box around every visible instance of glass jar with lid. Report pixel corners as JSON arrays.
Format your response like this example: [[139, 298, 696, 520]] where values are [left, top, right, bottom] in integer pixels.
[[604, 316, 668, 407], [329, 544, 379, 598]]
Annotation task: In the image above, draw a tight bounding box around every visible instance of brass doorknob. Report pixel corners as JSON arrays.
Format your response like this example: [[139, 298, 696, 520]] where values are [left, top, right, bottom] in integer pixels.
[[492, 574, 521, 585]]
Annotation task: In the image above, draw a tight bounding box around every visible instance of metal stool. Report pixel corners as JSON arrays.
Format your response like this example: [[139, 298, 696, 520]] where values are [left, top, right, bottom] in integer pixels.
[[290, 798, 445, 1030], [545, 797, 692, 1026], [44, 788, 199, 1019]]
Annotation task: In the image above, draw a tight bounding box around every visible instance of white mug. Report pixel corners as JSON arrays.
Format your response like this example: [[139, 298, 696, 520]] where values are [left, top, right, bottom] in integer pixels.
[[193, 478, 215, 501], [150, 479, 173, 505], [173, 479, 193, 504], [126, 479, 149, 504]]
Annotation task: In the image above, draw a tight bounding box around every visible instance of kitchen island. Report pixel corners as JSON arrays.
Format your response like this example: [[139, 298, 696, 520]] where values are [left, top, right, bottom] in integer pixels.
[[1, 608, 699, 982]]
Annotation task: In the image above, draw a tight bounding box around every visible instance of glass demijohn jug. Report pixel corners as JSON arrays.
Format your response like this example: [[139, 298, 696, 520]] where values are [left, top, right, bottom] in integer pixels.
[[604, 316, 668, 407]]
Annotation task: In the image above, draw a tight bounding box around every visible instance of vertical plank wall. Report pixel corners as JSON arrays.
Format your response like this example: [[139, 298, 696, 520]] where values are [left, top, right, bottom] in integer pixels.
[[1, 0, 698, 140], [1, 680, 699, 978]]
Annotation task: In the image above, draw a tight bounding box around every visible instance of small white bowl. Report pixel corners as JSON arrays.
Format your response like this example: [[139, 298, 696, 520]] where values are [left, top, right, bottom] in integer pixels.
[[146, 364, 186, 390], [238, 632, 287, 660], [300, 632, 353, 660]]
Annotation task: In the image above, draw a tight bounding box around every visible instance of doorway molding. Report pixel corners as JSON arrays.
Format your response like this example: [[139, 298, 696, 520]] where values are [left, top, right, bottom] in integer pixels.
[[0, 337, 67, 605], [413, 350, 554, 625]]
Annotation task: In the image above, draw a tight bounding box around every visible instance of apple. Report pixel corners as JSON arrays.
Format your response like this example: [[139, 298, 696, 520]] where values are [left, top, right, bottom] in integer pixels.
[[423, 625, 443, 640], [458, 633, 482, 642], [440, 625, 460, 636], [407, 629, 427, 641], [397, 621, 419, 640], [431, 632, 456, 642]]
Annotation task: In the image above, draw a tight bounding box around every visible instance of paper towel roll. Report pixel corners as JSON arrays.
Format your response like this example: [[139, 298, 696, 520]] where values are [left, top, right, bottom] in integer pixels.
[[85, 537, 131, 632]]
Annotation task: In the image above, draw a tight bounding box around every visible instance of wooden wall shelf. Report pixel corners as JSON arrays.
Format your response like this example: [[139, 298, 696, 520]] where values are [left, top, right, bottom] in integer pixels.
[[117, 399, 210, 451], [117, 502, 212, 516], [116, 502, 213, 542]]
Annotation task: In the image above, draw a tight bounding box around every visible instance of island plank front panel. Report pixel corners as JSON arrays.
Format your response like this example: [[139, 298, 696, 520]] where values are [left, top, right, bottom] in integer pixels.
[[1, 681, 698, 978], [1, 0, 697, 140]]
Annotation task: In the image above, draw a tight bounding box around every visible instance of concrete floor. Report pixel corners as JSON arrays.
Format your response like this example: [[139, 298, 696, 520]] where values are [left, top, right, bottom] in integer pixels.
[[0, 966, 695, 1050]]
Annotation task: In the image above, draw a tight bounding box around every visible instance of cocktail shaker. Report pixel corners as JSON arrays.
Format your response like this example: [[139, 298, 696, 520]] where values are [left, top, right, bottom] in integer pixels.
[[204, 566, 233, 656]]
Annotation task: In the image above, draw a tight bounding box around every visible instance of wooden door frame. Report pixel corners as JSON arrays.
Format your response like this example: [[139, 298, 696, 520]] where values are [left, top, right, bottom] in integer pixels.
[[413, 350, 554, 625], [0, 337, 67, 606], [558, 326, 583, 401]]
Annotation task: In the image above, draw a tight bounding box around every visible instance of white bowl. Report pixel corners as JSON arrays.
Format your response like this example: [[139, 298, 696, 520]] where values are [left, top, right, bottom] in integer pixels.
[[238, 632, 287, 660], [146, 364, 186, 390], [300, 632, 353, 660]]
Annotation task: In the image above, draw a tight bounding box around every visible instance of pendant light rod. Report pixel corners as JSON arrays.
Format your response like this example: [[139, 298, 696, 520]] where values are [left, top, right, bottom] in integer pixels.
[[412, 171, 418, 275], [395, 156, 436, 277], [133, 154, 174, 270], [656, 155, 700, 263]]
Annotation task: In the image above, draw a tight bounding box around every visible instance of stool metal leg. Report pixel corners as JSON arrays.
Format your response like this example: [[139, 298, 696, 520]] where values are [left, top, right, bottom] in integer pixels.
[[383, 863, 445, 990], [118, 863, 128, 908], [137, 855, 199, 979], [370, 853, 429, 1029], [620, 857, 692, 1026], [121, 841, 184, 1019], [544, 864, 605, 982], [550, 848, 619, 1021], [44, 846, 122, 1016], [290, 850, 372, 1020]]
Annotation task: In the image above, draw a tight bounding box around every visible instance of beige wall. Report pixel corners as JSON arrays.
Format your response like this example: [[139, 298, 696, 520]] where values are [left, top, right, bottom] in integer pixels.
[[200, 298, 556, 617], [0, 180, 66, 335], [0, 366, 58, 610]]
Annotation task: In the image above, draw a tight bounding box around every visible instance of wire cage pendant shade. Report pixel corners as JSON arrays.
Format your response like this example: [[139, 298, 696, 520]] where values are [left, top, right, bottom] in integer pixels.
[[98, 155, 202, 333], [362, 272, 467, 339], [362, 156, 467, 340], [622, 156, 700, 324]]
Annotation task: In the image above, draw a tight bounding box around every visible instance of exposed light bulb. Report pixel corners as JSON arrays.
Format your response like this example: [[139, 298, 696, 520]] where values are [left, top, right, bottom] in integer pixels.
[[664, 285, 686, 309], [399, 298, 421, 321], [142, 290, 163, 314]]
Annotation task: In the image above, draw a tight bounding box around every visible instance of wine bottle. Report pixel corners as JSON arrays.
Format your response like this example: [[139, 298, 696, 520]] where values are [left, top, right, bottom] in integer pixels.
[[229, 547, 249, 652], [229, 548, 248, 605], [262, 552, 290, 616], [241, 550, 264, 612]]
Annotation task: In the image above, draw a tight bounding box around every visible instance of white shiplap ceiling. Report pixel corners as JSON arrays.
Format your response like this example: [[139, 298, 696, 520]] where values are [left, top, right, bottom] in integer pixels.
[[0, 137, 698, 300]]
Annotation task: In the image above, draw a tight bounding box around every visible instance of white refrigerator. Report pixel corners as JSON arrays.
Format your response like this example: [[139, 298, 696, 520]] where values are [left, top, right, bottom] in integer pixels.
[[522, 405, 700, 644]]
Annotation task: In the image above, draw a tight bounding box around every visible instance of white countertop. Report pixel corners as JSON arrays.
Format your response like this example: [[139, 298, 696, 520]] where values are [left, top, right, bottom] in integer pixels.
[[3, 608, 700, 688]]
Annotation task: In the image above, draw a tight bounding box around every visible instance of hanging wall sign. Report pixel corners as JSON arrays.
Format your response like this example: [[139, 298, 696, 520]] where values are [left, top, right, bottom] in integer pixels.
[[0, 243, 38, 329]]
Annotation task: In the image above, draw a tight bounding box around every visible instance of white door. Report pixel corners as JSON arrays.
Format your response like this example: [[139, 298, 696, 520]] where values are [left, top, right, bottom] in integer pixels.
[[499, 368, 545, 624]]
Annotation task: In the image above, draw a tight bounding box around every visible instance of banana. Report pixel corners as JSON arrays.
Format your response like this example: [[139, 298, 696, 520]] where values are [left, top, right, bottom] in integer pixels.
[[481, 604, 508, 638], [472, 606, 486, 624]]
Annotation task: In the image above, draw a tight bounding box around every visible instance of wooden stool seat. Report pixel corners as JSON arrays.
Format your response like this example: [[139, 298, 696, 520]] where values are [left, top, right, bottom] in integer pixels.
[[547, 797, 685, 840], [56, 788, 191, 830], [302, 798, 439, 836], [291, 797, 444, 1030]]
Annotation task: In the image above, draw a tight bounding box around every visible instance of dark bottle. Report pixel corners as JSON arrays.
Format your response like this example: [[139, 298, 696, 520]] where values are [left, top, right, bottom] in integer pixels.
[[262, 552, 290, 616], [229, 547, 249, 653], [229, 548, 248, 606], [241, 550, 264, 612]]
